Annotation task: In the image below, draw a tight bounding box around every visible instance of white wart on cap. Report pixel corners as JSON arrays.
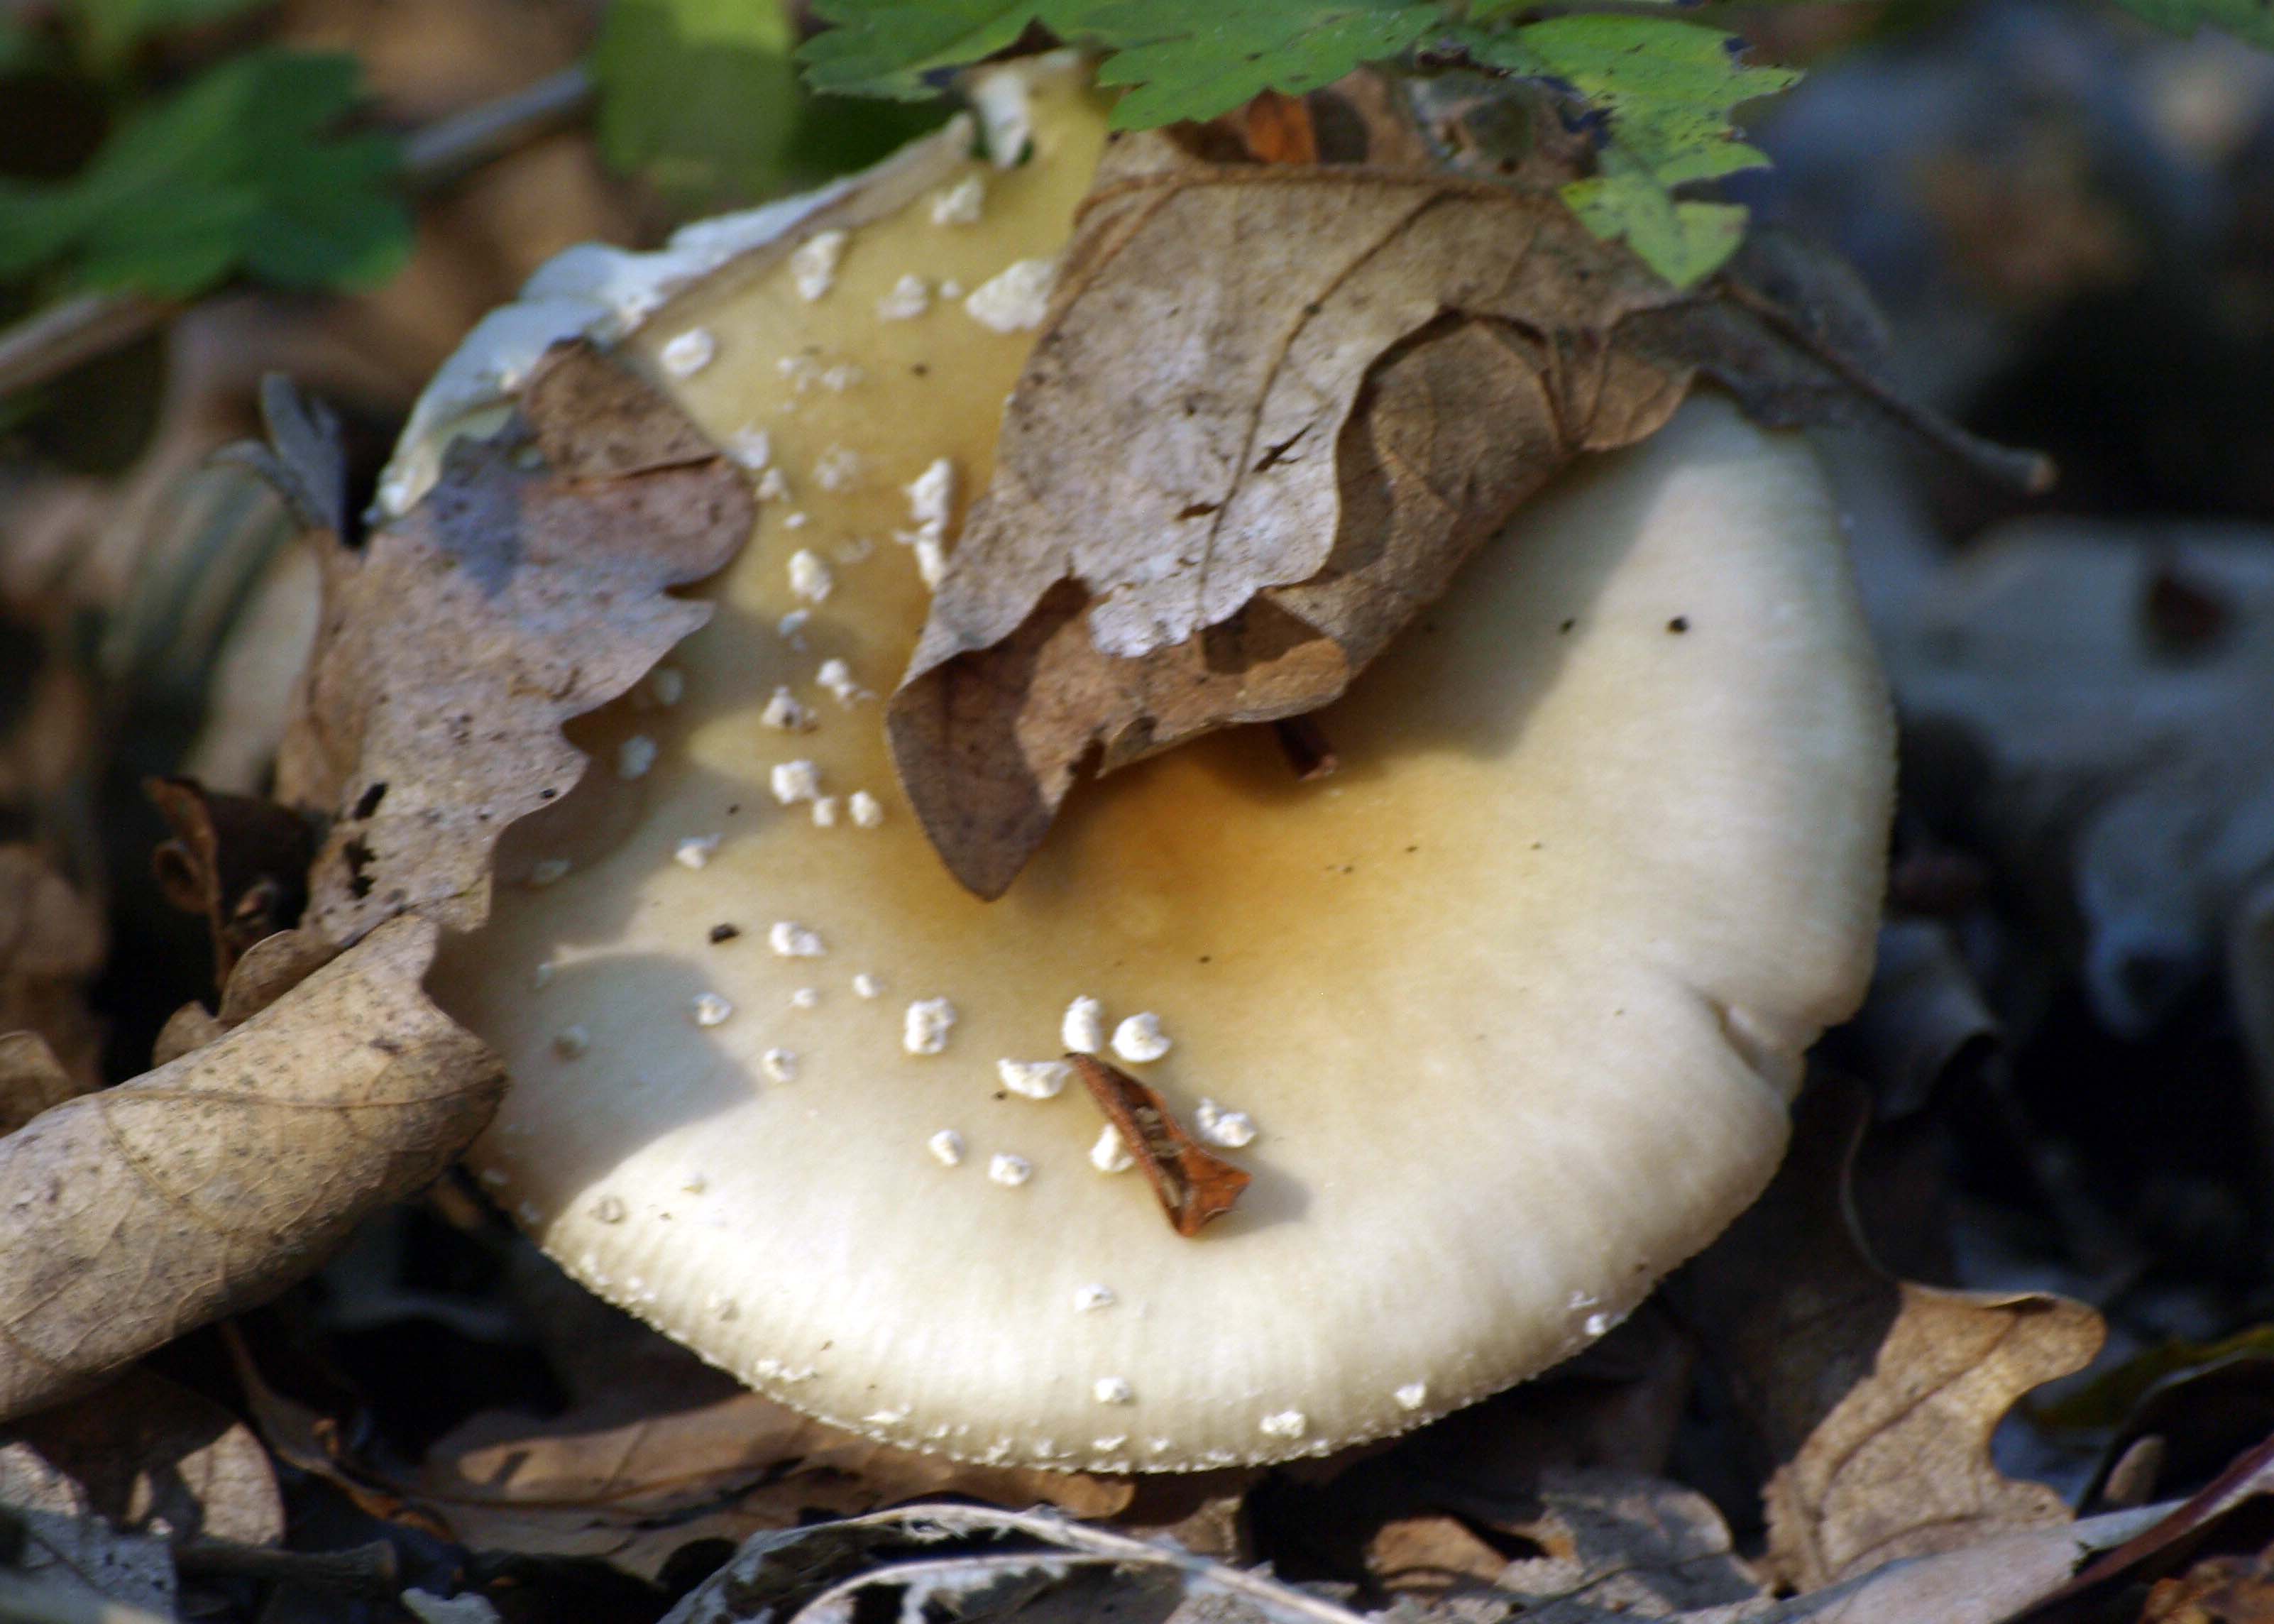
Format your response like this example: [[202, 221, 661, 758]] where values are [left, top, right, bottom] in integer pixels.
[[414, 58, 1894, 1471]]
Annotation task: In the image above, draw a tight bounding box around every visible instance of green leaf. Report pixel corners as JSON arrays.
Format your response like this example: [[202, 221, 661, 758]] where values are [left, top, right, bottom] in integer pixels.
[[2105, 0, 2274, 48], [1078, 1, 1443, 127], [1460, 16, 1799, 285], [67, 0, 276, 68], [1563, 157, 1748, 290], [593, 0, 802, 207], [798, 0, 1441, 124], [0, 49, 410, 299], [800, 0, 1039, 101]]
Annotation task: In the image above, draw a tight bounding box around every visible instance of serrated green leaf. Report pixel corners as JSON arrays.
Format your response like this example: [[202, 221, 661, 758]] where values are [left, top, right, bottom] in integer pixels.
[[799, 0, 1441, 126], [1465, 17, 1796, 184], [1564, 158, 1747, 289], [1079, 1, 1442, 126], [1458, 16, 1797, 285], [593, 0, 801, 208], [2106, 0, 2274, 48], [799, 0, 1040, 101], [0, 48, 410, 300], [67, 0, 275, 68]]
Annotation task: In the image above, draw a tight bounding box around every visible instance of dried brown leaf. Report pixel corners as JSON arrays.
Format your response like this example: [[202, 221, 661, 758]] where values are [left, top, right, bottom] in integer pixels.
[[146, 776, 315, 986], [0, 845, 104, 1105], [409, 1389, 1132, 1579], [2011, 1435, 2274, 1624], [1674, 1080, 2104, 1593], [1068, 1053, 1251, 1236], [273, 340, 752, 943], [0, 1366, 282, 1547], [0, 1033, 81, 1139], [888, 133, 1689, 897], [1368, 1469, 1763, 1620], [885, 132, 2046, 899], [0, 915, 502, 1421]]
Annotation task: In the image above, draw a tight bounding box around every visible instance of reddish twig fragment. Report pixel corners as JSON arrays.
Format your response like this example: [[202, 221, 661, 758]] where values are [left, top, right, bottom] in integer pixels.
[[1068, 1053, 1251, 1236]]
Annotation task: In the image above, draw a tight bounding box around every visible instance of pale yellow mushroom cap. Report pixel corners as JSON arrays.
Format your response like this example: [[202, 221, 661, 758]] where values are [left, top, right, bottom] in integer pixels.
[[412, 60, 1895, 1470]]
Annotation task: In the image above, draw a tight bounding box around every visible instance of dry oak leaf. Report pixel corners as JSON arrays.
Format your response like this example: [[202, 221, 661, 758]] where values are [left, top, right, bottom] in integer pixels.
[[410, 1388, 1131, 1581], [0, 845, 105, 1113], [0, 1366, 283, 1548], [271, 341, 752, 944], [1674, 1080, 2103, 1594], [0, 915, 502, 1422], [889, 129, 1691, 898], [146, 777, 316, 987]]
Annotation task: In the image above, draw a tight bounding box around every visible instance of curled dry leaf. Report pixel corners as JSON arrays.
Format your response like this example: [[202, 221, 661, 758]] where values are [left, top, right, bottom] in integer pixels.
[[888, 128, 2033, 898], [410, 1390, 1131, 1581], [0, 916, 502, 1422], [1673, 1080, 2103, 1593], [889, 128, 1691, 897], [0, 1366, 282, 1547], [147, 776, 316, 986], [1068, 1053, 1251, 1236], [1365, 1468, 1762, 1620], [0, 845, 105, 1116], [273, 341, 752, 944]]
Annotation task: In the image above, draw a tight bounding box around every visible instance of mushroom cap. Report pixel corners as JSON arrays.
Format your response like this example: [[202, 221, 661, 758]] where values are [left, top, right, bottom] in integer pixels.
[[423, 64, 1895, 1470]]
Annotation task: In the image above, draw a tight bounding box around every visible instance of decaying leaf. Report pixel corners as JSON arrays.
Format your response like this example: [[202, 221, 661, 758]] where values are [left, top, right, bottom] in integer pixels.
[[1068, 1053, 1251, 1236], [410, 1390, 1133, 1580], [147, 776, 316, 985], [1365, 1469, 1763, 1620], [0, 1033, 79, 1139], [889, 124, 2037, 897], [0, 845, 105, 1107], [660, 1504, 1367, 1624], [272, 341, 752, 944], [2008, 1435, 2274, 1624], [0, 916, 502, 1421], [889, 126, 1691, 897], [1673, 1080, 2104, 1592], [0, 1366, 283, 1548]]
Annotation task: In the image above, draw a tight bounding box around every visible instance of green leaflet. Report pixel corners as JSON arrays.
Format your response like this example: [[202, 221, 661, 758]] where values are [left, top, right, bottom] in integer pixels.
[[1075, 1, 1441, 127], [799, 0, 1439, 125], [0, 49, 408, 299], [1459, 17, 1800, 285], [794, 1, 1805, 285], [800, 0, 1042, 102]]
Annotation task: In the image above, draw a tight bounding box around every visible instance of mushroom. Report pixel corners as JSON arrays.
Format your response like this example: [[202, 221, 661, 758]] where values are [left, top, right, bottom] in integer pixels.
[[399, 58, 1894, 1469]]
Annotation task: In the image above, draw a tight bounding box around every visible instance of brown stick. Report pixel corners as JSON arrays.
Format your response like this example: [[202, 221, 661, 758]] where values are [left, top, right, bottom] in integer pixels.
[[1718, 276, 2057, 496], [1273, 715, 1339, 781]]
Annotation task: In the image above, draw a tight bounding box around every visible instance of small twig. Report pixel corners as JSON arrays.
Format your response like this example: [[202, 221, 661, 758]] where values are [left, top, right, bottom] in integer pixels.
[[1273, 715, 1339, 781], [0, 64, 595, 400], [399, 64, 593, 187], [1716, 276, 2058, 496], [170, 1537, 399, 1601], [0, 290, 176, 400]]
